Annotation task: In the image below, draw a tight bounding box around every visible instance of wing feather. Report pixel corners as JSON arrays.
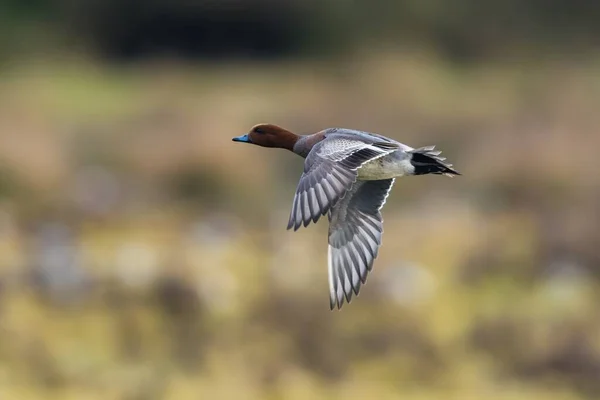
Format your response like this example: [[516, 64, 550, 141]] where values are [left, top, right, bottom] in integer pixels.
[[327, 178, 395, 310], [287, 135, 398, 231]]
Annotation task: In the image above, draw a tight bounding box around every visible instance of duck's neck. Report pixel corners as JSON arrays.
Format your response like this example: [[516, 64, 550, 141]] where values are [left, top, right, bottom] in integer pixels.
[[292, 132, 326, 158], [281, 133, 300, 151]]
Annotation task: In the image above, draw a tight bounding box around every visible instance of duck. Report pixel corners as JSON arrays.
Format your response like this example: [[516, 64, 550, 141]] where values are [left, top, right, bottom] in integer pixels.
[[233, 124, 460, 310]]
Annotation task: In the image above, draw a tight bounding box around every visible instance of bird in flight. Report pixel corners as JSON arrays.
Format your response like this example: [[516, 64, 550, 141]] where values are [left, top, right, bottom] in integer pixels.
[[233, 124, 460, 310]]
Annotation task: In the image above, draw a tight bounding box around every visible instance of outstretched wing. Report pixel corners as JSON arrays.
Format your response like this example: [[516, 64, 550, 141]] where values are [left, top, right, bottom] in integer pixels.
[[327, 178, 395, 310], [287, 135, 398, 231]]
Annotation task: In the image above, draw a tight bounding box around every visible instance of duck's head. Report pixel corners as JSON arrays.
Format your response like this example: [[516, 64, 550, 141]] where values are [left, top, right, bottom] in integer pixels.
[[233, 123, 298, 150]]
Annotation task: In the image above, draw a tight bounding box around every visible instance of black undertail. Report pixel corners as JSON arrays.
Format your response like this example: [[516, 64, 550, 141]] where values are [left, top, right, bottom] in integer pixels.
[[409, 146, 461, 176]]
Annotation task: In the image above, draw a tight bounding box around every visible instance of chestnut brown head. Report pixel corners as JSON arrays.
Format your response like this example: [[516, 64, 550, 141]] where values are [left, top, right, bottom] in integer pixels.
[[232, 123, 299, 151]]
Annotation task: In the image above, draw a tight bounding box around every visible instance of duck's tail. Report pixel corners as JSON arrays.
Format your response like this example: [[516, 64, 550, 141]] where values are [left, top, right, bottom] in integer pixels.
[[408, 146, 461, 177]]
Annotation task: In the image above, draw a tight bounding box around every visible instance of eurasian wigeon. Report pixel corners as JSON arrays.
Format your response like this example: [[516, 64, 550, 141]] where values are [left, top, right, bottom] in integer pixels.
[[233, 124, 460, 310]]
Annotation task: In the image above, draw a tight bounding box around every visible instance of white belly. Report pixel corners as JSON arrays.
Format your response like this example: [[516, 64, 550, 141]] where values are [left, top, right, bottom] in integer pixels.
[[357, 155, 414, 180]]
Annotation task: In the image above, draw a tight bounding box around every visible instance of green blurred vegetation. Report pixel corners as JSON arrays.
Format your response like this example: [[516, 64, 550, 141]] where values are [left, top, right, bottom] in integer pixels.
[[0, 1, 600, 399], [0, 54, 598, 399]]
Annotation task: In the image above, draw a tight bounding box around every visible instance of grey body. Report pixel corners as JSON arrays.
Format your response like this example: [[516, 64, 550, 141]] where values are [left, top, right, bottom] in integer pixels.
[[293, 129, 415, 180], [287, 128, 458, 309], [357, 151, 414, 180]]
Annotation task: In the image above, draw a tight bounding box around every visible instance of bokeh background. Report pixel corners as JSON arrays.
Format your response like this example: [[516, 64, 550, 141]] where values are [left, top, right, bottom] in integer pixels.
[[1, 1, 600, 399]]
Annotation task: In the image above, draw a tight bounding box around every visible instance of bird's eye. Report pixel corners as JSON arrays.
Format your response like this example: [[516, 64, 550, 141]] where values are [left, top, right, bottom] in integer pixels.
[[254, 127, 265, 134]]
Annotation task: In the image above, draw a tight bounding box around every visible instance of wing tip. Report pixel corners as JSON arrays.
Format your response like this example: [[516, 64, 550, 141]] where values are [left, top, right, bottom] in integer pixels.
[[330, 297, 346, 311]]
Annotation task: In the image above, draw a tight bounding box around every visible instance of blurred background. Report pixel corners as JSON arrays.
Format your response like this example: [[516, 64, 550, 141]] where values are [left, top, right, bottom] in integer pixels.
[[1, 0, 600, 399]]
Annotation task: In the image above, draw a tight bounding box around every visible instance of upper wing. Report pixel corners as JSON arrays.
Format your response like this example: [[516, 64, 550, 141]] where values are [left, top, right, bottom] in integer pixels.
[[327, 178, 395, 310], [287, 135, 398, 231]]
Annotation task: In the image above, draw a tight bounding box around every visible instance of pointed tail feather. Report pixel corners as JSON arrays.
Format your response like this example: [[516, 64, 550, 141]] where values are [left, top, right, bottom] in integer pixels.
[[408, 146, 461, 177]]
